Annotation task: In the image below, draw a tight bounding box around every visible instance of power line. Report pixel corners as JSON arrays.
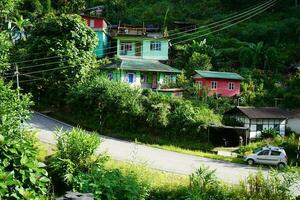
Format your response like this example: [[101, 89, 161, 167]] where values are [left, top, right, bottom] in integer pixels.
[[1, 0, 274, 67], [172, 1, 276, 45], [168, 0, 274, 39], [3, 0, 275, 83]]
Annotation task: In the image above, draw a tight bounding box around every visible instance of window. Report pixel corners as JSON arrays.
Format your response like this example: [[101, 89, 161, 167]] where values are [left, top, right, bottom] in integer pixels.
[[271, 151, 281, 156], [108, 72, 113, 80], [150, 41, 161, 51], [211, 81, 217, 89], [258, 150, 269, 156], [198, 81, 202, 87], [90, 19, 95, 28], [228, 82, 235, 90], [257, 124, 263, 132], [274, 124, 280, 132], [120, 43, 133, 55]]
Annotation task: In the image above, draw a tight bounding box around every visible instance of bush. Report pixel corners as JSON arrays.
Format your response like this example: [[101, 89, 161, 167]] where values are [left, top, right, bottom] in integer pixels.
[[0, 132, 51, 200], [47, 128, 105, 192], [234, 170, 299, 200], [187, 165, 229, 200], [67, 76, 221, 137], [261, 128, 280, 139], [72, 167, 149, 200]]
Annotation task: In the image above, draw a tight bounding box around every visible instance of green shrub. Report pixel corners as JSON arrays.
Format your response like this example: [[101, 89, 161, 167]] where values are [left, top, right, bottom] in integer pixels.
[[0, 132, 51, 200], [261, 128, 280, 139], [187, 165, 229, 200], [73, 167, 150, 200], [234, 170, 299, 200], [47, 128, 105, 192]]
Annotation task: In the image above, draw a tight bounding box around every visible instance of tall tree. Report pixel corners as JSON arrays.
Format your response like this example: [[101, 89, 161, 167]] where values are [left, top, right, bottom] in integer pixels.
[[15, 14, 98, 103]]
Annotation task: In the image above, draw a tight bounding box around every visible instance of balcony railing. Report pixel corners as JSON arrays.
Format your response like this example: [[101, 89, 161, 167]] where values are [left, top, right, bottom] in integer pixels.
[[117, 26, 147, 36]]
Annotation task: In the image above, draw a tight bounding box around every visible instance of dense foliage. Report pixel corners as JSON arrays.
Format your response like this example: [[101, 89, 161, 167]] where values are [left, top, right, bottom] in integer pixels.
[[12, 14, 98, 103], [47, 128, 149, 199], [67, 76, 221, 136], [0, 80, 50, 199]]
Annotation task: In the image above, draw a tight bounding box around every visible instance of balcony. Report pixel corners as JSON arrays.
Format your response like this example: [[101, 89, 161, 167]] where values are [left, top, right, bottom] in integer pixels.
[[117, 26, 147, 36]]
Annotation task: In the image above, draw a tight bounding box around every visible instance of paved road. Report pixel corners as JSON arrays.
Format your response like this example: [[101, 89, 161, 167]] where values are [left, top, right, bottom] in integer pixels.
[[26, 112, 270, 185]]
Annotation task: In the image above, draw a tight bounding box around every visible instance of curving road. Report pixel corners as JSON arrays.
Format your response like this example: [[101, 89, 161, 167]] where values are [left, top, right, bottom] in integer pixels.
[[25, 112, 272, 185]]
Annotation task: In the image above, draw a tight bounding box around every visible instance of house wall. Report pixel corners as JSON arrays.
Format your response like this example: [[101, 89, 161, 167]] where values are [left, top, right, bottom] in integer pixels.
[[287, 117, 300, 134], [117, 38, 168, 60], [142, 40, 169, 60], [117, 39, 136, 57], [231, 115, 286, 139], [82, 17, 107, 31], [95, 31, 109, 58], [195, 78, 241, 97], [105, 69, 176, 89]]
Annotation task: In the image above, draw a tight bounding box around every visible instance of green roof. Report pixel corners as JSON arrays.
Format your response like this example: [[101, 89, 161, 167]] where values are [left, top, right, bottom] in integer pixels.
[[103, 58, 181, 73], [194, 70, 244, 80]]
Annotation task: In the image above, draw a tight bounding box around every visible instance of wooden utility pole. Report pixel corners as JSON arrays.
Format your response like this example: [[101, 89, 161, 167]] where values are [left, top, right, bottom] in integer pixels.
[[15, 64, 20, 100]]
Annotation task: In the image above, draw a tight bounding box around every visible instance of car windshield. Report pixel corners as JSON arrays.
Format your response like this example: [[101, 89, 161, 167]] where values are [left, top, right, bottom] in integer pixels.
[[253, 148, 262, 153]]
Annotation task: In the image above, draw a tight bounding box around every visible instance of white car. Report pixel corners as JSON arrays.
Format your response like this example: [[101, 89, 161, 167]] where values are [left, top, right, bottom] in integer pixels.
[[244, 146, 287, 168]]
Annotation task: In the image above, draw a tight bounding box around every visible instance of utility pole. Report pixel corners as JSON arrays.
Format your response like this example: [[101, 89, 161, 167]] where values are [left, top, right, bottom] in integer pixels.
[[15, 64, 20, 100], [297, 137, 300, 167]]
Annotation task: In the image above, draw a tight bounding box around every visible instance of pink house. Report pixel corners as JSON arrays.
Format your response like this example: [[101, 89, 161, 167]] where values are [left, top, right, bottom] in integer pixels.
[[193, 70, 244, 97]]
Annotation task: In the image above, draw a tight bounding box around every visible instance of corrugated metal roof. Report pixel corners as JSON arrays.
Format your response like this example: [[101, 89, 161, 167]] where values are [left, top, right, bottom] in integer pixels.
[[103, 58, 181, 73], [225, 106, 289, 119], [194, 70, 244, 80]]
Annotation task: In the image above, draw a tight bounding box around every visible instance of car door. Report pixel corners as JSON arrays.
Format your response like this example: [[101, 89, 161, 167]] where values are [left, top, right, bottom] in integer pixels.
[[256, 150, 270, 164], [267, 150, 282, 165]]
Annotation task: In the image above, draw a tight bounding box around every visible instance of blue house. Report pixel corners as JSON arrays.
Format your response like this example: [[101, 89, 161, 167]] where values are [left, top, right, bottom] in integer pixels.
[[82, 15, 110, 58]]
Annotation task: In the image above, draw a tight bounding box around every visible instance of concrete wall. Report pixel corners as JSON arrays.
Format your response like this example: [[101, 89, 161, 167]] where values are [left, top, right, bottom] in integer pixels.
[[117, 38, 169, 60], [142, 40, 169, 60], [95, 31, 109, 58], [287, 118, 300, 134]]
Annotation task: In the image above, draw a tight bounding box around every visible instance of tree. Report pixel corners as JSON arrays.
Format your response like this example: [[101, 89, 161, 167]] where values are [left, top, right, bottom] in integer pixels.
[[188, 52, 213, 73], [52, 0, 86, 13], [0, 79, 50, 199], [0, 32, 12, 72], [15, 14, 98, 102]]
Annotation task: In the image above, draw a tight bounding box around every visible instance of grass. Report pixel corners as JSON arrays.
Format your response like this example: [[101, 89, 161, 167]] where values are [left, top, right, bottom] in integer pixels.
[[105, 159, 189, 190], [37, 109, 246, 164], [149, 144, 244, 164]]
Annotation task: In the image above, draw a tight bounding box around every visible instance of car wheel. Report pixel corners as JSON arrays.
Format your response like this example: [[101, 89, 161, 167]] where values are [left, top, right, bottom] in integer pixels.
[[247, 159, 254, 166], [277, 162, 286, 169]]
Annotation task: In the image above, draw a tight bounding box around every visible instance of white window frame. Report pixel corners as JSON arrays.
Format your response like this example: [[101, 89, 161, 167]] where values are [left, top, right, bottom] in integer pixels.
[[198, 81, 203, 87], [211, 81, 217, 89], [228, 82, 235, 90], [150, 41, 161, 51], [90, 19, 95, 28]]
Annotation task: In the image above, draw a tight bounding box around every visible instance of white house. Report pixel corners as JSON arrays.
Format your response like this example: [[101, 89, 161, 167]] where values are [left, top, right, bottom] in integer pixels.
[[224, 107, 289, 139], [287, 110, 300, 134]]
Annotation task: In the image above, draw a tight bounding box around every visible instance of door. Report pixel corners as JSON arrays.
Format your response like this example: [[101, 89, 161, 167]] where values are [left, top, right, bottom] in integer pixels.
[[267, 150, 282, 165], [128, 73, 134, 84], [256, 150, 270, 164], [135, 42, 142, 57], [152, 73, 158, 89]]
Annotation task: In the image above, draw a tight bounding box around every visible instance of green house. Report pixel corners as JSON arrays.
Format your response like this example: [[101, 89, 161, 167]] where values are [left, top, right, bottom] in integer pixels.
[[103, 26, 181, 89], [103, 58, 181, 89]]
